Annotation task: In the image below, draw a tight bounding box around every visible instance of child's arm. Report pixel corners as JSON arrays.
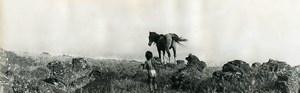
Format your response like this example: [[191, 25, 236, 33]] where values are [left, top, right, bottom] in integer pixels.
[[140, 64, 144, 69], [143, 61, 147, 69]]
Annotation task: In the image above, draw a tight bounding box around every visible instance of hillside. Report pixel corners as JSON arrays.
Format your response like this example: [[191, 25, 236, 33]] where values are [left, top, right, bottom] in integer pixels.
[[0, 48, 300, 93]]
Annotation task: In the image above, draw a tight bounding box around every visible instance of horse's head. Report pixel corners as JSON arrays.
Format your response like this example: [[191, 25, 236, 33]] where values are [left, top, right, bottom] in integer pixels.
[[148, 32, 157, 46]]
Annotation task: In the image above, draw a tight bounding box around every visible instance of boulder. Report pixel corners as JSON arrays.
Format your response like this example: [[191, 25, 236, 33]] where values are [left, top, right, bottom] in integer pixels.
[[293, 65, 300, 73], [72, 58, 90, 73], [170, 54, 207, 90], [78, 69, 119, 93], [197, 60, 254, 93], [274, 66, 300, 93], [47, 61, 75, 85], [43, 78, 67, 88], [185, 54, 207, 72], [47, 61, 64, 78], [260, 59, 291, 72], [249, 59, 293, 92], [252, 62, 262, 68], [88, 69, 102, 79], [75, 78, 111, 93], [222, 60, 252, 75], [244, 59, 294, 93]]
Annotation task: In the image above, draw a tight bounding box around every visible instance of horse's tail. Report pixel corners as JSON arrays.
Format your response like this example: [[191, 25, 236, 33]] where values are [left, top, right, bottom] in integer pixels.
[[171, 33, 188, 44]]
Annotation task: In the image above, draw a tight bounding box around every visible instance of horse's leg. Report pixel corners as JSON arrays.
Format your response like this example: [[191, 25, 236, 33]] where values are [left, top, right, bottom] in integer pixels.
[[171, 40, 177, 63], [172, 47, 177, 63], [166, 49, 171, 63], [162, 50, 166, 64], [157, 49, 161, 63]]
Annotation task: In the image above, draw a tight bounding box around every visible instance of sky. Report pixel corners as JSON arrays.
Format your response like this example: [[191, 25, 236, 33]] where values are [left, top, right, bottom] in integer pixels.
[[1, 0, 300, 66]]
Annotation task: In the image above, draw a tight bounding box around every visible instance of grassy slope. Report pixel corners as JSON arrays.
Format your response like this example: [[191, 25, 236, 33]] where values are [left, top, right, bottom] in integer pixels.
[[3, 50, 292, 93], [1, 50, 220, 93]]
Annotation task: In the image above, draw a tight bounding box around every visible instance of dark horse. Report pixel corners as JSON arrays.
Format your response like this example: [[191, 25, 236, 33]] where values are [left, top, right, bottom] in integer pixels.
[[148, 32, 187, 63]]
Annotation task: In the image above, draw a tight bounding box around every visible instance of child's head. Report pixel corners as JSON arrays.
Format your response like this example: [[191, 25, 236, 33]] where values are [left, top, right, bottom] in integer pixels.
[[145, 51, 153, 60]]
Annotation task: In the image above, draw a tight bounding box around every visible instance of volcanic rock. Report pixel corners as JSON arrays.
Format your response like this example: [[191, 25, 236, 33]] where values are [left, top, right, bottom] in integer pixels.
[[170, 54, 207, 90], [252, 62, 262, 69]]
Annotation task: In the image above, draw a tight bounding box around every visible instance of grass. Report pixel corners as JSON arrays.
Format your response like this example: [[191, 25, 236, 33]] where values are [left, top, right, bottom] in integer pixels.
[[82, 59, 219, 93], [1, 50, 221, 93], [2, 50, 297, 93]]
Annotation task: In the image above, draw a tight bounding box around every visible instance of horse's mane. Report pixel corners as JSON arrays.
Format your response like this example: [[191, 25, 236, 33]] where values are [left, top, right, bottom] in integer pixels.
[[150, 32, 162, 35]]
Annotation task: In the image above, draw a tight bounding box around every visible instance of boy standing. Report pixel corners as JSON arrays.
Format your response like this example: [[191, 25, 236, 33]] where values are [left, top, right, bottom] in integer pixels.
[[143, 51, 158, 92]]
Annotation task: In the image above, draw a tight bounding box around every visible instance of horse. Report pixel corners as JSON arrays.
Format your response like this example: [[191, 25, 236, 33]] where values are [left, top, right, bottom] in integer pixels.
[[148, 31, 187, 63]]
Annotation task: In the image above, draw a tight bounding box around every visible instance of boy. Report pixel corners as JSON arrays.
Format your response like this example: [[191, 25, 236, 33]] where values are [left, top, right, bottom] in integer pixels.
[[143, 51, 158, 92]]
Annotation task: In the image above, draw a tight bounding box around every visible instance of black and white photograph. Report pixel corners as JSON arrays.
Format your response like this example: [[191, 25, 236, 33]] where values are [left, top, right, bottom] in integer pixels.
[[1, 0, 300, 93]]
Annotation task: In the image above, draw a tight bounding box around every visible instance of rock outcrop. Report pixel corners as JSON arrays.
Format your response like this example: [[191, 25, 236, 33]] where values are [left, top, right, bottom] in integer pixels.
[[197, 59, 299, 93], [47, 61, 75, 85], [260, 59, 291, 72], [252, 62, 262, 69], [197, 60, 254, 93], [72, 58, 90, 73], [170, 54, 207, 90], [273, 64, 300, 93]]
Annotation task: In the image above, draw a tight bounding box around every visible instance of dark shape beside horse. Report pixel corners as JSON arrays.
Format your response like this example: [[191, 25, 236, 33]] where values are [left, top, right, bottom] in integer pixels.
[[148, 31, 187, 63]]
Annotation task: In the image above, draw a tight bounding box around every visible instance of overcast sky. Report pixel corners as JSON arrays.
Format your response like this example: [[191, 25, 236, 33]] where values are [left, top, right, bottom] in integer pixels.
[[2, 0, 300, 66]]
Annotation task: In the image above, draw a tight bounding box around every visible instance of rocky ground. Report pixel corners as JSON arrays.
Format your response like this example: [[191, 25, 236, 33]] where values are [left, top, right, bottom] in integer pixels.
[[0, 48, 300, 93]]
